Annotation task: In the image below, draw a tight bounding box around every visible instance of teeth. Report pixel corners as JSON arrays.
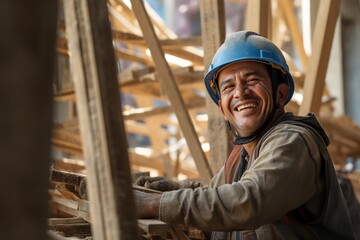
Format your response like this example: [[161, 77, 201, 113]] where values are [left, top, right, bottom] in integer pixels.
[[237, 102, 257, 111]]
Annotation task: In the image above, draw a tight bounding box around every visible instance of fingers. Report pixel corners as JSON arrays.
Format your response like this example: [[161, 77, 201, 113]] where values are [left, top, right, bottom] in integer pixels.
[[144, 179, 179, 191], [135, 176, 203, 191], [134, 176, 179, 191], [135, 176, 165, 187], [134, 176, 149, 186]]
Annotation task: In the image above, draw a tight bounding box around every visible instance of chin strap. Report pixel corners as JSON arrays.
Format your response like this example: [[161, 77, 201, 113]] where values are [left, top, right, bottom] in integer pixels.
[[229, 67, 282, 145]]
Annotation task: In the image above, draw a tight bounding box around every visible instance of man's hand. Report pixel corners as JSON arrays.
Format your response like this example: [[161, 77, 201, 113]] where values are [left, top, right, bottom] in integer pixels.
[[134, 190, 162, 219], [135, 176, 180, 191], [135, 176, 203, 191]]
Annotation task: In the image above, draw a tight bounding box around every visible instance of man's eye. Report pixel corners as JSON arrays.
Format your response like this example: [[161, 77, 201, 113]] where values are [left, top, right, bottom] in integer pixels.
[[221, 84, 233, 92], [246, 79, 261, 86]]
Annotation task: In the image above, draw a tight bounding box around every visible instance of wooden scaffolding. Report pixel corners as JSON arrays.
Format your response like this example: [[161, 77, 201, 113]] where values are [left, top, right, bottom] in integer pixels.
[[2, 0, 360, 239]]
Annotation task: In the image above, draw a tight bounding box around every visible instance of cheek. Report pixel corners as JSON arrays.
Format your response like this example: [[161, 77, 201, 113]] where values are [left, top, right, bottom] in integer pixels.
[[219, 94, 231, 108], [255, 84, 274, 112], [257, 82, 273, 100], [218, 100, 228, 120]]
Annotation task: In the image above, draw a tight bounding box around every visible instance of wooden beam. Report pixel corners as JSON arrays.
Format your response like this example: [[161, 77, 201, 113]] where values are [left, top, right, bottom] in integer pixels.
[[298, 0, 341, 116], [278, 0, 309, 68], [245, 0, 271, 37], [200, 0, 232, 173], [52, 158, 86, 174], [113, 31, 203, 47], [107, 3, 143, 36], [115, 47, 154, 66], [130, 0, 213, 183], [54, 66, 204, 101], [48, 218, 91, 238], [63, 0, 140, 239], [109, 2, 205, 66], [49, 190, 91, 222], [123, 98, 205, 121], [129, 151, 199, 179]]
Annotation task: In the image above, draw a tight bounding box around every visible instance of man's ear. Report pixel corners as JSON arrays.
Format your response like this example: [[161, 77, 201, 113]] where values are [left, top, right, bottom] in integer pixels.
[[218, 100, 228, 121], [276, 83, 289, 107]]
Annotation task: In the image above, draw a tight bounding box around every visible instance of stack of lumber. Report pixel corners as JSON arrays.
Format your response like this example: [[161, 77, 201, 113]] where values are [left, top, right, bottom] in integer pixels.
[[48, 168, 207, 239], [48, 168, 91, 238]]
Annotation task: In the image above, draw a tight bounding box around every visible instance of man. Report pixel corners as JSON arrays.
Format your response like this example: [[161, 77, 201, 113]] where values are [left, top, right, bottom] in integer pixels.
[[134, 31, 355, 239]]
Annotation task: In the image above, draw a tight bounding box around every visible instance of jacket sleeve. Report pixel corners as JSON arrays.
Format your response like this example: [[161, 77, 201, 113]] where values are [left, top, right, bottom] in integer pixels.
[[207, 166, 226, 188], [159, 125, 321, 231]]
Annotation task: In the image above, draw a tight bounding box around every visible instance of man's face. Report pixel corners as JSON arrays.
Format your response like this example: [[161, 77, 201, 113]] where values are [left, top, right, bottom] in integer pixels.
[[217, 61, 274, 137]]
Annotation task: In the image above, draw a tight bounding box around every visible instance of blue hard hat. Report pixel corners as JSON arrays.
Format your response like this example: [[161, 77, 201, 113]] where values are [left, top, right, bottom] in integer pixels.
[[204, 31, 294, 105]]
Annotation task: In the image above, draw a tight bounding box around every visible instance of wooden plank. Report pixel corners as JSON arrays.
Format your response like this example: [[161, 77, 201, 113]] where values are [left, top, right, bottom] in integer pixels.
[[51, 129, 199, 179], [298, 0, 341, 116], [54, 65, 204, 102], [125, 120, 173, 139], [123, 98, 205, 121], [115, 47, 154, 66], [130, 0, 213, 183], [306, 0, 331, 109], [138, 219, 170, 236], [278, 0, 309, 68], [48, 217, 87, 225], [50, 169, 87, 199], [245, 0, 271, 37], [109, 2, 204, 66], [51, 195, 79, 212], [49, 200, 91, 223], [0, 0, 57, 239], [121, 67, 203, 87], [119, 66, 155, 85], [113, 31, 203, 48], [54, 66, 204, 102], [200, 0, 232, 173], [62, 0, 140, 239], [138, 219, 191, 240], [50, 169, 85, 186], [129, 151, 199, 179], [108, 4, 143, 36], [48, 222, 91, 238], [51, 158, 86, 174]]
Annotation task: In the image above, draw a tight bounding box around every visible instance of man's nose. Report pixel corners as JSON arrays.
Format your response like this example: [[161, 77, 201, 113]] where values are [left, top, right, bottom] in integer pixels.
[[234, 81, 249, 98]]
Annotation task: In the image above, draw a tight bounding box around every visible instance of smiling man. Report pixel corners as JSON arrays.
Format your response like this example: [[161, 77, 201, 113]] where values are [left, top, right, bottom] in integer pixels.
[[217, 61, 286, 155], [134, 31, 355, 239]]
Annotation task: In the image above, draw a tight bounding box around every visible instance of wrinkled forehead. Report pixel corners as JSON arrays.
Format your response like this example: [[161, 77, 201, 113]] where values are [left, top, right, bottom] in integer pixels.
[[216, 61, 270, 83]]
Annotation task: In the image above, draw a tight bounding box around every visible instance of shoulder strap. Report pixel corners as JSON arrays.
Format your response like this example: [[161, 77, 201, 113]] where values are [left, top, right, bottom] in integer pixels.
[[224, 145, 242, 184]]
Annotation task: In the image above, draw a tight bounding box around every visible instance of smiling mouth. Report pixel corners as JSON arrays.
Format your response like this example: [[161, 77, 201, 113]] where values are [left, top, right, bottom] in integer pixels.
[[236, 102, 258, 111]]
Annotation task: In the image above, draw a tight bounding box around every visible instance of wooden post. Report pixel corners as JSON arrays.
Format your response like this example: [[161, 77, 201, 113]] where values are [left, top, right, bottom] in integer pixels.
[[298, 0, 341, 116], [0, 0, 58, 239], [63, 0, 140, 239], [246, 0, 271, 37], [278, 0, 309, 69], [130, 0, 213, 183], [199, 0, 232, 173]]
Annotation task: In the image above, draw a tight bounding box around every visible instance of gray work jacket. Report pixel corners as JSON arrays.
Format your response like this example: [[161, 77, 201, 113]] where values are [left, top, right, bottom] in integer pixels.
[[159, 113, 355, 239]]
